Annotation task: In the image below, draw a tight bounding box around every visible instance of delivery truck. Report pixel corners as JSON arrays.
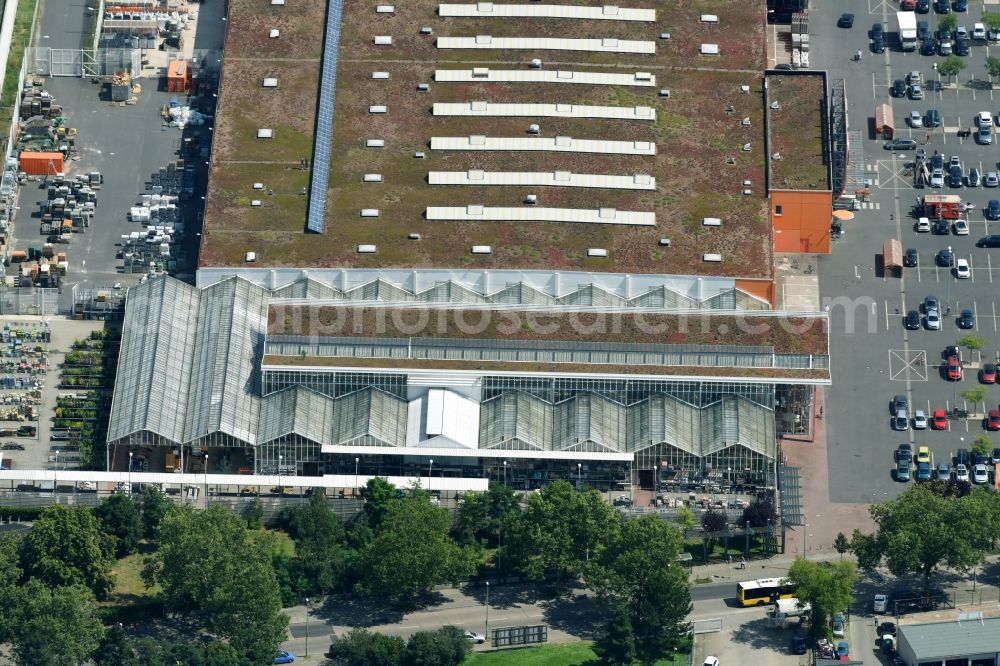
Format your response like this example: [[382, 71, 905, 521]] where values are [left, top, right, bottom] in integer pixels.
[[897, 11, 917, 51]]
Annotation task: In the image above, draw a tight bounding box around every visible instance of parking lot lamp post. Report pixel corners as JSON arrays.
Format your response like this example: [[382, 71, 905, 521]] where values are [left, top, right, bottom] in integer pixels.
[[503, 460, 507, 486], [355, 457, 359, 494], [55, 449, 59, 471], [204, 453, 209, 508], [485, 582, 490, 643], [129, 451, 133, 493], [278, 455, 283, 494], [428, 459, 434, 491], [577, 462, 582, 489], [304, 597, 310, 656]]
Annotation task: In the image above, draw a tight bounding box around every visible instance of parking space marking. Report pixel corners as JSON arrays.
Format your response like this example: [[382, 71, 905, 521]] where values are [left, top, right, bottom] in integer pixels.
[[889, 349, 928, 382], [990, 255, 994, 284], [877, 160, 916, 190], [885, 300, 890, 328], [993, 301, 997, 331], [970, 255, 975, 283], [974, 301, 980, 327]]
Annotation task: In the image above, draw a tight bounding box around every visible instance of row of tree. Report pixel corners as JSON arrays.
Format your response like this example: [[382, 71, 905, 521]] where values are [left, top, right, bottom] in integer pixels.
[[328, 626, 470, 666]]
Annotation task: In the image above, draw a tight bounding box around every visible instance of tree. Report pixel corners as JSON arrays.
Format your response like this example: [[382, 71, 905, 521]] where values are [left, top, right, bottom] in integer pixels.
[[143, 505, 288, 661], [960, 386, 989, 412], [972, 434, 992, 457], [989, 56, 1000, 84], [676, 505, 696, 533], [833, 532, 850, 561], [20, 504, 115, 599], [360, 477, 399, 529], [593, 604, 636, 666], [0, 533, 23, 641], [631, 566, 692, 660], [938, 14, 958, 35], [700, 508, 728, 557], [741, 497, 776, 528], [138, 486, 172, 539], [328, 629, 405, 666], [501, 481, 620, 581], [958, 333, 988, 351], [93, 624, 131, 666], [359, 488, 477, 598], [938, 55, 967, 82], [8, 580, 104, 666], [241, 498, 264, 529], [452, 482, 520, 548], [785, 559, 857, 638], [93, 493, 142, 558], [853, 485, 981, 593], [983, 11, 1000, 32], [401, 626, 470, 666], [278, 491, 346, 593]]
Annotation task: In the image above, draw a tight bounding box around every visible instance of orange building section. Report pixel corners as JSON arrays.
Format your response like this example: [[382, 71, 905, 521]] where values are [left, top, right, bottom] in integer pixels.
[[770, 189, 832, 254], [735, 278, 776, 309], [18, 152, 64, 176], [166, 60, 189, 93]]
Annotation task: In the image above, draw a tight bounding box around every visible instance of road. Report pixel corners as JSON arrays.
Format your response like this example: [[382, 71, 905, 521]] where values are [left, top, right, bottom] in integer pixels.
[[36, 0, 92, 50]]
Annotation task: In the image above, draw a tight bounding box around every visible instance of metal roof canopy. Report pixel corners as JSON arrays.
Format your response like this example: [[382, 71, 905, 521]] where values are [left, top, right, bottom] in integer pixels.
[[426, 205, 655, 226], [428, 170, 656, 190], [432, 101, 655, 120], [434, 68, 656, 86], [899, 617, 1000, 660], [436, 35, 656, 53], [430, 135, 656, 154]]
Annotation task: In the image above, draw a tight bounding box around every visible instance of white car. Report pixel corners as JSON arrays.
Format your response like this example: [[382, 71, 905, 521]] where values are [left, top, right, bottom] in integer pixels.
[[955, 258, 971, 278], [913, 409, 928, 429], [977, 111, 994, 127], [956, 464, 970, 482], [974, 23, 987, 40], [973, 464, 989, 484], [703, 659, 720, 666], [954, 219, 969, 235], [463, 630, 486, 644], [926, 311, 941, 330], [873, 594, 887, 613], [909, 110, 924, 128], [916, 217, 931, 232], [957, 26, 968, 40]]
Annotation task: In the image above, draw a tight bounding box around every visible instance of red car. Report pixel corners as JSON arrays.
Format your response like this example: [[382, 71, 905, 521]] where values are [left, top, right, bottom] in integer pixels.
[[987, 410, 1000, 432], [947, 355, 963, 381], [932, 409, 949, 430], [981, 362, 997, 384]]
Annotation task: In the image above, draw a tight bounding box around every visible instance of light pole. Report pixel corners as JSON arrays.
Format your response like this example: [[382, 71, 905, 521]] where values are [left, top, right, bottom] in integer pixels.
[[947, 245, 953, 314], [577, 462, 582, 489], [55, 449, 59, 471], [485, 581, 490, 644], [204, 452, 209, 508], [428, 458, 434, 491], [355, 456, 360, 494], [278, 455, 283, 495], [503, 460, 507, 486], [129, 451, 133, 494], [304, 597, 310, 656]]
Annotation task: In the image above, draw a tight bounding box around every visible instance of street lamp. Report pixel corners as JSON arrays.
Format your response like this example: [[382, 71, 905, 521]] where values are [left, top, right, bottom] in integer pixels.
[[355, 456, 360, 494], [204, 452, 209, 508], [577, 462, 582, 489], [55, 449, 59, 471], [304, 597, 311, 657], [278, 455, 283, 495], [129, 451, 133, 494], [485, 581, 490, 644], [503, 460, 507, 486], [428, 458, 434, 491]]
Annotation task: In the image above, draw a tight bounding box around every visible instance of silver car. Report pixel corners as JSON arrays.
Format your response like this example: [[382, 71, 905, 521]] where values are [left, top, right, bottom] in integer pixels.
[[913, 409, 928, 429], [986, 171, 1000, 187], [925, 310, 941, 329]]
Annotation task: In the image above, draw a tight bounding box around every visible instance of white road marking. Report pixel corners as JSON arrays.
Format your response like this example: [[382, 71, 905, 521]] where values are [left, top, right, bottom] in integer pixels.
[[993, 301, 998, 332], [885, 300, 890, 330]]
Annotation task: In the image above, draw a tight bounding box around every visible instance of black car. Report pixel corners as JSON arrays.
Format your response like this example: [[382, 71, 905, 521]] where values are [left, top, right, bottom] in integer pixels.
[[991, 448, 1000, 464], [937, 248, 954, 266], [987, 201, 1000, 220], [872, 23, 885, 40], [906, 310, 921, 329], [791, 636, 808, 655], [931, 153, 944, 170], [917, 0, 930, 11], [936, 0, 951, 12], [917, 21, 930, 40], [959, 308, 975, 328], [873, 37, 887, 53], [956, 448, 970, 465], [904, 248, 918, 267], [879, 621, 898, 636], [921, 39, 938, 55], [954, 38, 970, 55], [954, 0, 967, 10], [976, 234, 1000, 247], [838, 13, 855, 28], [892, 79, 907, 97], [934, 218, 950, 234], [926, 109, 941, 127], [974, 452, 989, 465], [949, 165, 964, 187]]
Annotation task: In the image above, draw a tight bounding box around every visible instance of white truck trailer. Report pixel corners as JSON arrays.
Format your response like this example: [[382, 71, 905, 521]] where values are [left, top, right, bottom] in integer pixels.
[[898, 11, 917, 51]]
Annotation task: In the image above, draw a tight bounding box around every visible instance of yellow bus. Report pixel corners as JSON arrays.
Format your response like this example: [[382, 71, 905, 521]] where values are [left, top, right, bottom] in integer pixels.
[[737, 577, 797, 607]]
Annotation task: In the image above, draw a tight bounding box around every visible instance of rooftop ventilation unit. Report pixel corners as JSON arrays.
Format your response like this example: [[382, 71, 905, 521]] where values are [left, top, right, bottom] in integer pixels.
[[270, 0, 284, 5], [525, 194, 537, 205], [257, 128, 273, 138], [635, 71, 652, 81], [245, 252, 257, 262], [587, 248, 608, 257], [262, 78, 278, 87], [357, 244, 378, 253], [472, 67, 489, 77], [250, 200, 262, 207], [376, 4, 395, 12], [741, 117, 751, 125], [702, 217, 722, 227], [700, 14, 719, 22], [527, 124, 540, 134], [660, 32, 670, 39], [253, 182, 265, 190], [363, 174, 383, 182], [659, 89, 670, 97], [408, 233, 422, 240], [700, 43, 720, 55], [369, 105, 387, 113], [269, 29, 280, 38], [417, 83, 429, 91], [360, 209, 380, 217], [471, 245, 493, 254], [414, 151, 426, 158], [374, 36, 393, 45], [366, 139, 385, 148], [740, 85, 750, 93], [659, 238, 671, 246], [372, 71, 390, 79], [530, 58, 542, 68], [703, 253, 722, 262], [420, 27, 433, 34]]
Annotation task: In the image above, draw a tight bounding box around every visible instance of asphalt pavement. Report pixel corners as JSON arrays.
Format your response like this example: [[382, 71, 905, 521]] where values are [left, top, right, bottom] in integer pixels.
[[809, 0, 1000, 504], [36, 0, 92, 50]]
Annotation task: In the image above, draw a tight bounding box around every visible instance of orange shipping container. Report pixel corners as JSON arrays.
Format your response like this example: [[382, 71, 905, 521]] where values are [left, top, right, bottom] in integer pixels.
[[19, 152, 63, 176], [166, 60, 188, 93]]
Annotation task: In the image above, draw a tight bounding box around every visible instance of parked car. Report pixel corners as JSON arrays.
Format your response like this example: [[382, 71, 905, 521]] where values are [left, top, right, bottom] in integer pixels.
[[838, 13, 855, 28], [791, 636, 808, 655], [985, 171, 999, 187], [980, 362, 997, 383], [936, 462, 951, 480], [958, 308, 975, 328], [836, 642, 850, 658], [955, 219, 970, 235], [956, 463, 970, 482], [872, 23, 885, 40], [955, 0, 968, 11], [987, 409, 1000, 431], [991, 447, 1000, 464], [973, 464, 989, 484], [987, 200, 1000, 220], [905, 310, 921, 329], [947, 354, 963, 379], [917, 217, 932, 232], [932, 409, 948, 429], [885, 138, 918, 150], [893, 395, 909, 414], [926, 109, 941, 127], [957, 448, 971, 465], [897, 458, 911, 481], [464, 630, 486, 644], [949, 165, 964, 187], [968, 167, 981, 186], [955, 258, 971, 278], [977, 234, 1000, 247], [955, 38, 970, 55], [936, 248, 954, 266], [936, 0, 951, 12], [917, 0, 930, 11], [979, 123, 993, 144], [874, 36, 887, 53], [911, 83, 925, 99], [938, 39, 953, 55], [832, 613, 846, 637], [917, 446, 931, 464], [905, 248, 919, 267], [973, 22, 987, 39], [926, 310, 941, 329], [896, 443, 913, 462], [894, 410, 910, 430], [917, 462, 932, 481], [921, 39, 938, 54], [892, 79, 907, 97], [919, 21, 931, 39], [909, 110, 924, 127], [913, 409, 928, 428], [274, 651, 296, 665]]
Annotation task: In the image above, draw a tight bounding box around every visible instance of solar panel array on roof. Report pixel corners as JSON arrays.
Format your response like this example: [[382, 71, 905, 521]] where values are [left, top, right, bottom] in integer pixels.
[[430, 136, 656, 155], [307, 0, 345, 234], [428, 170, 656, 190], [438, 3, 656, 21], [434, 68, 656, 86], [436, 36, 656, 53], [432, 102, 655, 120]]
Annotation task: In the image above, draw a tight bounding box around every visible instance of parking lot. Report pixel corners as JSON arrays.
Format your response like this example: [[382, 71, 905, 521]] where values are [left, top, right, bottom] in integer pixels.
[[804, 0, 1000, 503]]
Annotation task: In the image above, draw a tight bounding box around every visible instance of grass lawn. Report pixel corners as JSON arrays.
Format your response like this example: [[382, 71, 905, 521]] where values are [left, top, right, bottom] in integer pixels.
[[462, 643, 689, 666], [109, 551, 159, 604]]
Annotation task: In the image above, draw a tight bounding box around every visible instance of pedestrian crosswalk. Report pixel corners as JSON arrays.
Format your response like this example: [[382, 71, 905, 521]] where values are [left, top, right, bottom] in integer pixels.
[[858, 201, 881, 210]]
